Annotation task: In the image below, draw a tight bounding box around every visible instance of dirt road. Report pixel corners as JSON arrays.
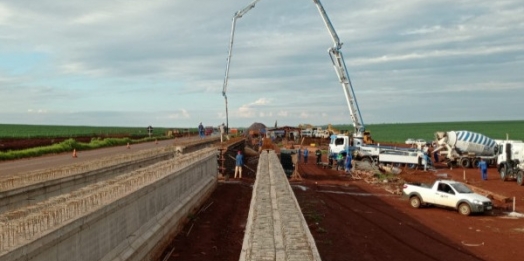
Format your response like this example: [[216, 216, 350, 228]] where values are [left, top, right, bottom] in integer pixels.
[[159, 156, 524, 261]]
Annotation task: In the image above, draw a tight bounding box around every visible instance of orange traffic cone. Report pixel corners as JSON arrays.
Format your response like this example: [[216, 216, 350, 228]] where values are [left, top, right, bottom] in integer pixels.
[[127, 142, 130, 149], [72, 149, 78, 158]]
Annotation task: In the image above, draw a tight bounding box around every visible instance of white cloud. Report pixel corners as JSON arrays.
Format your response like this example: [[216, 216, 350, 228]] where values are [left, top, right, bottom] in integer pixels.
[[277, 111, 289, 117], [168, 109, 190, 119], [27, 109, 48, 114], [0, 3, 13, 25], [0, 0, 522, 127]]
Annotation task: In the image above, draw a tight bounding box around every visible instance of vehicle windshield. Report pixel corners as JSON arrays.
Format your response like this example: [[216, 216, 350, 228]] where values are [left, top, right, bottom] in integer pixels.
[[451, 183, 473, 193]]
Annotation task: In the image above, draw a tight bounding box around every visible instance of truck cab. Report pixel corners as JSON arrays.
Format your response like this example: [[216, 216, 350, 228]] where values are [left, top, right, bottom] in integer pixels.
[[328, 134, 355, 158], [497, 141, 524, 185]]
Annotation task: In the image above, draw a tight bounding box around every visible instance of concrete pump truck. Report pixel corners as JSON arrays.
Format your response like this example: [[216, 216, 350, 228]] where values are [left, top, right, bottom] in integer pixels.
[[315, 0, 427, 167], [221, 1, 427, 167]]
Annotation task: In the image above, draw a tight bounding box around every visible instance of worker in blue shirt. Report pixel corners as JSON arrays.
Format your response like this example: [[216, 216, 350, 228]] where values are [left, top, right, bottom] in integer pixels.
[[234, 151, 244, 179], [303, 148, 309, 164], [478, 159, 488, 180], [345, 151, 352, 172], [198, 122, 204, 138]]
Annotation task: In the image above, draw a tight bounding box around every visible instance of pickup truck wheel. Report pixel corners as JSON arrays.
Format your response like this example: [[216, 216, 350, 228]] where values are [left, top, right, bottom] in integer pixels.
[[458, 203, 471, 216], [409, 196, 422, 208], [517, 171, 524, 186]]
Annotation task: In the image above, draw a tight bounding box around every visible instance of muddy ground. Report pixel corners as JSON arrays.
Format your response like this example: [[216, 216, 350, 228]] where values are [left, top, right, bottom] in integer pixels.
[[158, 147, 524, 261]]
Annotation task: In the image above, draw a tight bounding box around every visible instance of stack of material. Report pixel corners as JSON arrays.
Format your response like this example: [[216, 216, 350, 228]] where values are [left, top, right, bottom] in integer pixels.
[[379, 164, 402, 175]]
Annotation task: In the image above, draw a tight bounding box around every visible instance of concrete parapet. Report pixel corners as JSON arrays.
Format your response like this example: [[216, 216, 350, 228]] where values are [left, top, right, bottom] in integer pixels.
[[0, 148, 218, 261], [240, 150, 321, 261]]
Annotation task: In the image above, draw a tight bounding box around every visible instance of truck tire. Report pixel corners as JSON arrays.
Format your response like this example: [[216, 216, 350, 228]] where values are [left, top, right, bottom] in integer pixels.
[[517, 171, 524, 186], [409, 196, 422, 208], [458, 203, 471, 216], [472, 158, 480, 168], [460, 158, 471, 168], [500, 165, 508, 181], [361, 157, 372, 164]]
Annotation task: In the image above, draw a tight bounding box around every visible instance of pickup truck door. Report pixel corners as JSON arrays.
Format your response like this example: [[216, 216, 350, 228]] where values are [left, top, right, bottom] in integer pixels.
[[434, 183, 459, 207]]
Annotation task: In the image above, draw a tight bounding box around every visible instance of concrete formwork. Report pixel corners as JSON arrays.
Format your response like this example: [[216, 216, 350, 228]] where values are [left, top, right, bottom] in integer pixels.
[[240, 150, 321, 261], [0, 148, 218, 261]]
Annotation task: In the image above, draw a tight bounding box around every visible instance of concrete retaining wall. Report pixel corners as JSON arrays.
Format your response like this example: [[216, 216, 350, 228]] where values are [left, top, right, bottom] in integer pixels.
[[1, 148, 218, 261]]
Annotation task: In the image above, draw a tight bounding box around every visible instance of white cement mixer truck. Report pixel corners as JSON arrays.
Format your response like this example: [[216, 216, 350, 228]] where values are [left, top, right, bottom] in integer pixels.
[[434, 130, 498, 168]]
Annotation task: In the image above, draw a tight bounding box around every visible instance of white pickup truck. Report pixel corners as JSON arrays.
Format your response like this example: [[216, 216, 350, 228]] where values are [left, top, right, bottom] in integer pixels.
[[402, 180, 493, 215]]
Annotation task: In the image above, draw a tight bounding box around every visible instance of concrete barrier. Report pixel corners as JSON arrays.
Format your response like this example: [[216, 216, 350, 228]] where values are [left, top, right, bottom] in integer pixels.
[[0, 148, 218, 261]]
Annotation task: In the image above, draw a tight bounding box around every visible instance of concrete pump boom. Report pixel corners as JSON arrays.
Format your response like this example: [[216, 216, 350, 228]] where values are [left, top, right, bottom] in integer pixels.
[[222, 0, 261, 134], [222, 0, 370, 145], [313, 0, 367, 145]]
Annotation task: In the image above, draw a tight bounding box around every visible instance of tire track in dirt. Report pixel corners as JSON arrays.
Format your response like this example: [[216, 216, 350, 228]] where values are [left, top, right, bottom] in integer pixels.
[[300, 183, 483, 261]]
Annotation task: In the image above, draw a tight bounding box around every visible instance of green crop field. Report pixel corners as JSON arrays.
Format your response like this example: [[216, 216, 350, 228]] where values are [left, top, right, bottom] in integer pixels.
[[331, 120, 524, 143], [0, 124, 173, 138], [1, 121, 522, 143]]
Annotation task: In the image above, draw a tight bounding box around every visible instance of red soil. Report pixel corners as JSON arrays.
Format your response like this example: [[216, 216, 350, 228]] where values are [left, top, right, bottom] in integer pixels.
[[159, 145, 524, 261]]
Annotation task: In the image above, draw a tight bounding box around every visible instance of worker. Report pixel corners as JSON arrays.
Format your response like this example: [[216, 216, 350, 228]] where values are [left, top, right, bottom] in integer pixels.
[[423, 153, 429, 171], [345, 150, 352, 172], [234, 151, 244, 179], [433, 150, 439, 163], [315, 149, 322, 165], [478, 158, 488, 180], [297, 147, 302, 163], [303, 148, 309, 164], [219, 123, 225, 143], [328, 153, 334, 168], [198, 122, 204, 138], [336, 153, 344, 171]]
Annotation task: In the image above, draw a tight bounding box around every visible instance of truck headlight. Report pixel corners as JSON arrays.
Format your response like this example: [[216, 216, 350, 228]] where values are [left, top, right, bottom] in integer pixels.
[[472, 199, 482, 205]]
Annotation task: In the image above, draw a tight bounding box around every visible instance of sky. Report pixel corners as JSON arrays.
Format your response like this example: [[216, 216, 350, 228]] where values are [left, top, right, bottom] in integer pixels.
[[0, 0, 523, 129]]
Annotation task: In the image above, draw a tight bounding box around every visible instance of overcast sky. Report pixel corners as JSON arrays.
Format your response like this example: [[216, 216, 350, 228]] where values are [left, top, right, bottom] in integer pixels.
[[1, 0, 523, 129]]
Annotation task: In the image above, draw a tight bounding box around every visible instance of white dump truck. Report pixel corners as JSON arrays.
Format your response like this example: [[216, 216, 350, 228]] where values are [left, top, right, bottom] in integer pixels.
[[434, 130, 498, 168], [403, 180, 493, 215], [497, 140, 524, 186]]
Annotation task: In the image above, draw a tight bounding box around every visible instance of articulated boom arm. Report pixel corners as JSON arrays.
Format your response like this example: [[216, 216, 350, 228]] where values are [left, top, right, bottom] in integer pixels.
[[313, 0, 366, 136], [222, 0, 261, 132]]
